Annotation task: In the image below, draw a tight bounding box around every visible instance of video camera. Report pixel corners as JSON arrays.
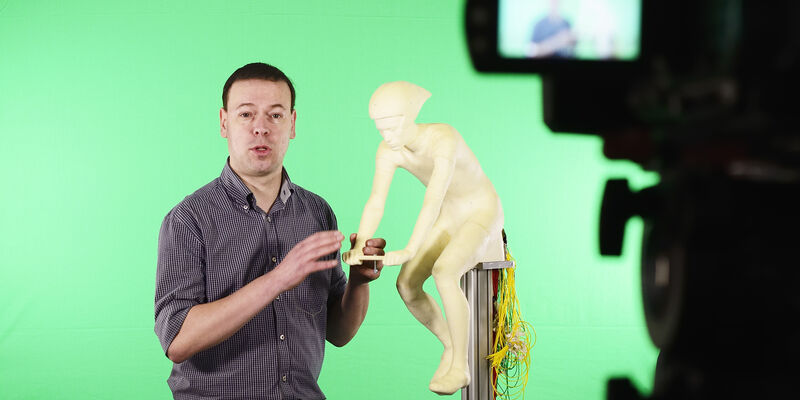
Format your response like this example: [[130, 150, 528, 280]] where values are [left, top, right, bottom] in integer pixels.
[[466, 0, 800, 398]]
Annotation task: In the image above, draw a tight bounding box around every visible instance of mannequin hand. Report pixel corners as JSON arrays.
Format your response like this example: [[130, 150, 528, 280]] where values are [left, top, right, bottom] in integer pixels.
[[346, 234, 386, 282], [341, 248, 365, 265], [382, 249, 413, 266]]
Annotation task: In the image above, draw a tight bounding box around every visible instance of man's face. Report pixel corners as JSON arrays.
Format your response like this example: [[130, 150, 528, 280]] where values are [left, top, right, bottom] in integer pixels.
[[220, 79, 296, 179], [374, 115, 412, 151]]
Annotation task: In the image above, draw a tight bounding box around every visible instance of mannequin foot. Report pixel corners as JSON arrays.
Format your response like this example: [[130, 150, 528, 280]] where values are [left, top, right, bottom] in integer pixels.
[[432, 348, 453, 380], [429, 368, 470, 395]]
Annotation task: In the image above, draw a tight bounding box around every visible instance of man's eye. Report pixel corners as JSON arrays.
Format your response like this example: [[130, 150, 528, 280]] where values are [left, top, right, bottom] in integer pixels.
[[240, 112, 252, 118], [272, 113, 283, 119]]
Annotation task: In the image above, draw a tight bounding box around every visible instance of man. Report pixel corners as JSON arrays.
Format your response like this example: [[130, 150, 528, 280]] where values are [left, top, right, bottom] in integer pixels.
[[528, 0, 576, 58], [155, 62, 385, 399]]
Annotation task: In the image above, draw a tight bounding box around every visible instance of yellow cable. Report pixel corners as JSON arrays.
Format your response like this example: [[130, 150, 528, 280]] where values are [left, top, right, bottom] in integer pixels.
[[488, 244, 536, 399]]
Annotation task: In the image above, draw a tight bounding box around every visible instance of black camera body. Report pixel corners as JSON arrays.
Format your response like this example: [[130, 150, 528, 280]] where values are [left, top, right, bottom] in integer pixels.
[[466, 0, 800, 398]]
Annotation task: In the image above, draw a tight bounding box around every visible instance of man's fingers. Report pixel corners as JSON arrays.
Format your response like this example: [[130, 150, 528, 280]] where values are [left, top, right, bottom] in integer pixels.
[[310, 259, 339, 272], [363, 237, 386, 256], [365, 238, 387, 249], [349, 233, 357, 249], [302, 240, 342, 261], [304, 230, 344, 243], [362, 246, 384, 256], [292, 231, 343, 261], [299, 231, 344, 249]]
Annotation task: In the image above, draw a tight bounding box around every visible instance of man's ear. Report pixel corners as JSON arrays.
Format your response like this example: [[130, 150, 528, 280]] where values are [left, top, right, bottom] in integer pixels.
[[290, 109, 297, 139], [220, 108, 228, 138]]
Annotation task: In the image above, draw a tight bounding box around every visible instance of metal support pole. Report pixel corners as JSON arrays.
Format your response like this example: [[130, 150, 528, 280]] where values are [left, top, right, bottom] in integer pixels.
[[461, 261, 514, 400]]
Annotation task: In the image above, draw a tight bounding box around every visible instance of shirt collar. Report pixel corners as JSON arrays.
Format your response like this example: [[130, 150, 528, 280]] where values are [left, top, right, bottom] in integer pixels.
[[220, 158, 294, 211]]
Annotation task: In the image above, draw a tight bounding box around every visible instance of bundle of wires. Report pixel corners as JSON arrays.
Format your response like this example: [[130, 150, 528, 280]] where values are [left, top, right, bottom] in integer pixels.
[[488, 237, 536, 399]]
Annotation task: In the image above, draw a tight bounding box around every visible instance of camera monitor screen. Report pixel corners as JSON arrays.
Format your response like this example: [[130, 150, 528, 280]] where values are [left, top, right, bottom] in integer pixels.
[[498, 0, 642, 61]]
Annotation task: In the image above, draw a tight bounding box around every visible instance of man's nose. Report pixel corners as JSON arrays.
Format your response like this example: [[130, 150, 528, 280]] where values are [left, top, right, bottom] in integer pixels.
[[253, 114, 270, 136]]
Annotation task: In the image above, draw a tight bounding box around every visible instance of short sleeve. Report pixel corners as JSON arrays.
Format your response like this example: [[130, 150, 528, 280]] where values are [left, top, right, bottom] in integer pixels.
[[154, 207, 207, 355], [324, 201, 347, 302]]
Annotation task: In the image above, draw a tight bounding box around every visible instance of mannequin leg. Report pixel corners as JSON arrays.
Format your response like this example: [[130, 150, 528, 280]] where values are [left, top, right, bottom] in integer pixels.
[[396, 228, 452, 379], [428, 221, 496, 395]]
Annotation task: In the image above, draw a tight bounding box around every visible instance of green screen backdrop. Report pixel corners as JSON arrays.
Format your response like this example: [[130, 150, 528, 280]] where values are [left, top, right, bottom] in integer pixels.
[[0, 0, 658, 398]]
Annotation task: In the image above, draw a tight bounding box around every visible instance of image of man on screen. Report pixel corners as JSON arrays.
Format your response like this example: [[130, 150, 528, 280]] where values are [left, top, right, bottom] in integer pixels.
[[528, 0, 577, 58]]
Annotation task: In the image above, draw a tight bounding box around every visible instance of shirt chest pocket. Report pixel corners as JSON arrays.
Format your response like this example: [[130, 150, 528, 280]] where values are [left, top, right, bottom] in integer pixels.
[[290, 270, 330, 317]]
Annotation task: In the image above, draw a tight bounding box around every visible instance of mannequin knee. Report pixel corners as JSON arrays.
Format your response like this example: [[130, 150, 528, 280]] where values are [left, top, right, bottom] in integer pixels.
[[431, 261, 462, 284], [396, 279, 424, 303]]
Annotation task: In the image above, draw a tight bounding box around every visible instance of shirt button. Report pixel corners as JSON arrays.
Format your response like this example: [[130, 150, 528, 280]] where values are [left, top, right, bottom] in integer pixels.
[[282, 375, 287, 382], [267, 216, 272, 222], [242, 205, 248, 210], [280, 334, 285, 340], [272, 256, 277, 263]]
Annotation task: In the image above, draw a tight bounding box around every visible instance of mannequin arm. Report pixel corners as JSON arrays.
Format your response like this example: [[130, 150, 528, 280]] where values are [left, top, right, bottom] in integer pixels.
[[343, 152, 396, 265], [383, 155, 455, 265]]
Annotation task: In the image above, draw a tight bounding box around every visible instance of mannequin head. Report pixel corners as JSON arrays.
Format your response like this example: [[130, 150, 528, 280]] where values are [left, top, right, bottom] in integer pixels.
[[369, 81, 431, 150]]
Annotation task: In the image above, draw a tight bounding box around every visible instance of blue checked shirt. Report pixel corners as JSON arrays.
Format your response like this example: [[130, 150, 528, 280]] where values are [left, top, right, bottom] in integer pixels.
[[155, 161, 347, 399]]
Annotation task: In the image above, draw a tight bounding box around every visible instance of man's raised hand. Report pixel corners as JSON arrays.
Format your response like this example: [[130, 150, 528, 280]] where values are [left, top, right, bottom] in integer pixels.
[[274, 230, 344, 291]]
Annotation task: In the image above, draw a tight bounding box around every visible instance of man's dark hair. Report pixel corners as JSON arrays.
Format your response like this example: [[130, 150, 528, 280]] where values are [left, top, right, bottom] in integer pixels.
[[222, 62, 296, 111]]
